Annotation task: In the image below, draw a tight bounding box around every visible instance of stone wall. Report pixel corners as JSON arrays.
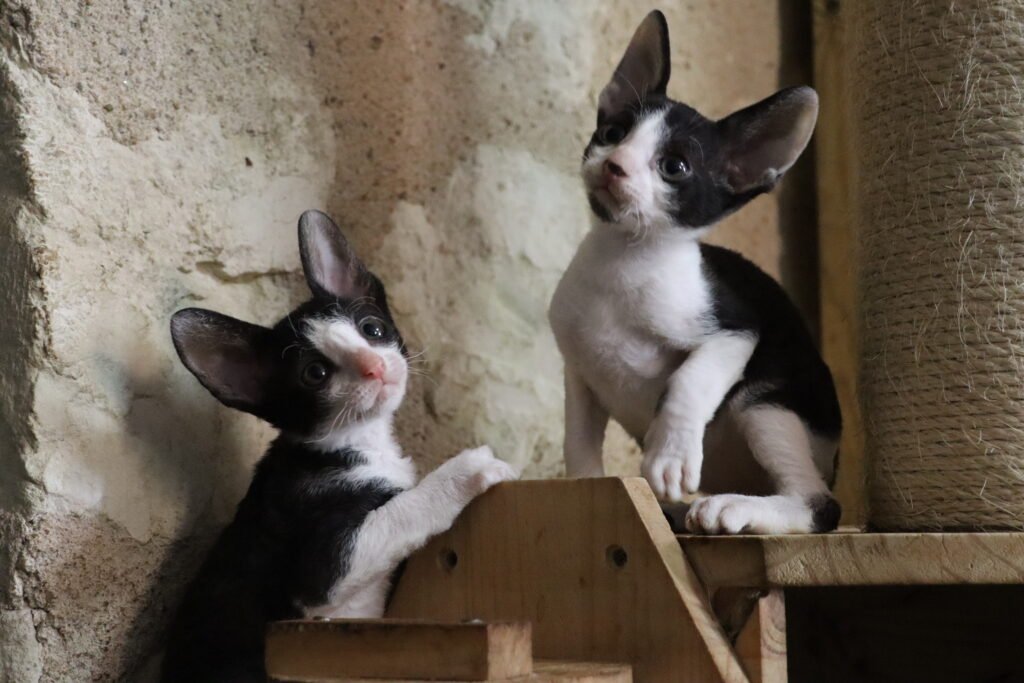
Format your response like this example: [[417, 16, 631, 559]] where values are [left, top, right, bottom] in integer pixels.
[[0, 2, 811, 680]]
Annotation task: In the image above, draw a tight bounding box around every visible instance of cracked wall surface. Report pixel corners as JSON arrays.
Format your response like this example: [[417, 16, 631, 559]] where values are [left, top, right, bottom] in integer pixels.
[[0, 1, 811, 680]]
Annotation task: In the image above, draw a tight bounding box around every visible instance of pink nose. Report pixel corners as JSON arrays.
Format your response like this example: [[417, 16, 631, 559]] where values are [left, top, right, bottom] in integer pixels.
[[355, 350, 385, 380], [604, 159, 628, 178]]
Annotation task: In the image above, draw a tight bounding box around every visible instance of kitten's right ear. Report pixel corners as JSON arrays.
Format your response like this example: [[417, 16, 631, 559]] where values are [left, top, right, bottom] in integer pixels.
[[170, 308, 273, 413], [298, 209, 368, 300], [598, 10, 671, 115]]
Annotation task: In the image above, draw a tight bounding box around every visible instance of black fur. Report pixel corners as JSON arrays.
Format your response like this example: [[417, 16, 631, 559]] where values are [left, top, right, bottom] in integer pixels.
[[162, 211, 408, 682], [700, 245, 841, 440], [160, 442, 400, 682], [585, 91, 808, 230], [809, 493, 842, 533]]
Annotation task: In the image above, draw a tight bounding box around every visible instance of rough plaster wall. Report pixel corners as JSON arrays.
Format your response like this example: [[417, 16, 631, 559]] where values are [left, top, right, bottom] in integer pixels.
[[0, 2, 809, 680]]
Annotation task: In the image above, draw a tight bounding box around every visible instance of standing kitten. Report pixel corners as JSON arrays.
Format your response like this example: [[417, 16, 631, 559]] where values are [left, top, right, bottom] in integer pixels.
[[162, 211, 516, 682], [549, 11, 841, 535]]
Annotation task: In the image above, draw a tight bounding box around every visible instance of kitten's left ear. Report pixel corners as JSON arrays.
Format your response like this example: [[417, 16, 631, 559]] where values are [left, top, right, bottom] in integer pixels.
[[598, 10, 671, 115], [717, 86, 819, 195], [298, 209, 370, 300]]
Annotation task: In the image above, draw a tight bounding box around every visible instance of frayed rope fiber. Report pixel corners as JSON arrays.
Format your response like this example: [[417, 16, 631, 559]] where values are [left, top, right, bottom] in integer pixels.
[[852, 0, 1024, 530]]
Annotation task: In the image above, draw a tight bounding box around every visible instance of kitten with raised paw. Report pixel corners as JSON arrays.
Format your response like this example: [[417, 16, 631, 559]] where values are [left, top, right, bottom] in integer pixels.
[[161, 210, 517, 683], [549, 11, 841, 535]]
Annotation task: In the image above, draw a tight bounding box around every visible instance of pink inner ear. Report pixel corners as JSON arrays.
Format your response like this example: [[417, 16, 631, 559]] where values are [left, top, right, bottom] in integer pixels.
[[308, 227, 357, 299]]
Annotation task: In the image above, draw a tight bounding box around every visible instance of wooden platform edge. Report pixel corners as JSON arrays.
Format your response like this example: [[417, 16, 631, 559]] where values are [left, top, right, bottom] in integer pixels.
[[680, 532, 1024, 589]]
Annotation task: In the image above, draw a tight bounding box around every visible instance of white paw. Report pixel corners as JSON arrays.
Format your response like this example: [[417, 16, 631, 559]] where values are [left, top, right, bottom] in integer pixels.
[[685, 494, 814, 535], [641, 424, 703, 502], [442, 446, 519, 498]]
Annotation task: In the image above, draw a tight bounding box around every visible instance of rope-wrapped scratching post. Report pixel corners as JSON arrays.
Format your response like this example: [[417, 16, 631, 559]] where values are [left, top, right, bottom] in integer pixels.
[[851, 0, 1024, 529]]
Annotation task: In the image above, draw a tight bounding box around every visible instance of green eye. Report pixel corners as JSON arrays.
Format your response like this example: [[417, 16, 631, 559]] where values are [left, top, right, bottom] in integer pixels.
[[359, 317, 387, 340], [301, 361, 329, 386], [659, 156, 691, 179]]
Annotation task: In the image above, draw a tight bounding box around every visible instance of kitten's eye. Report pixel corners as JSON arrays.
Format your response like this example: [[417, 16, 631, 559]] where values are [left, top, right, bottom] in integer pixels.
[[301, 361, 330, 387], [598, 124, 627, 146], [359, 317, 387, 340], [659, 156, 691, 180]]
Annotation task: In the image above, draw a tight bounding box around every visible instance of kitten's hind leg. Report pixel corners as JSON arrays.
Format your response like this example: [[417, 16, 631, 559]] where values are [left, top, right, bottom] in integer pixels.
[[685, 404, 840, 534]]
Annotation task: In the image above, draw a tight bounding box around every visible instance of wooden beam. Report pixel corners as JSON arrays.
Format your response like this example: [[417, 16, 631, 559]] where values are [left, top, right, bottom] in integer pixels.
[[265, 619, 531, 682], [734, 591, 786, 683], [813, 0, 865, 526], [681, 532, 1024, 589], [387, 478, 749, 683]]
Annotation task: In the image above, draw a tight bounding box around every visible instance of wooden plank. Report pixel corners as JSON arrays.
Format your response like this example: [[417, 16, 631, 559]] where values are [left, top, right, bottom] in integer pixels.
[[265, 619, 531, 682], [733, 591, 786, 683], [681, 532, 1024, 589], [274, 660, 633, 683], [526, 661, 632, 683], [813, 0, 865, 526], [387, 478, 749, 683]]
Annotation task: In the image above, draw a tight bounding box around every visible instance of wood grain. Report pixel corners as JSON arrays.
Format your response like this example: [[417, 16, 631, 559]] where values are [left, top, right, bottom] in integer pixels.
[[265, 619, 531, 682], [813, 0, 865, 526], [387, 478, 749, 683], [271, 660, 633, 683], [733, 590, 786, 683], [681, 531, 1024, 588]]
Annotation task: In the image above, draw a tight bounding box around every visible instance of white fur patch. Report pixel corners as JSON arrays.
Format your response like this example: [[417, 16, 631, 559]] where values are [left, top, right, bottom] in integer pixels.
[[683, 405, 838, 534], [581, 109, 677, 235], [550, 229, 719, 463], [685, 493, 815, 535], [303, 316, 408, 439], [735, 404, 835, 497], [306, 415, 417, 492], [304, 446, 517, 619], [305, 316, 374, 364], [642, 332, 757, 501]]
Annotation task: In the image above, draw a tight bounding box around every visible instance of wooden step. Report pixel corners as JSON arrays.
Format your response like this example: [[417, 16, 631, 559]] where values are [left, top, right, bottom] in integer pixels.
[[266, 618, 531, 682], [271, 660, 633, 682]]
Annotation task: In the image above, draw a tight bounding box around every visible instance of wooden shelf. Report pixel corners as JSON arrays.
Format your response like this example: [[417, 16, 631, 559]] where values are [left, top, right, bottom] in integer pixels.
[[679, 530, 1024, 590]]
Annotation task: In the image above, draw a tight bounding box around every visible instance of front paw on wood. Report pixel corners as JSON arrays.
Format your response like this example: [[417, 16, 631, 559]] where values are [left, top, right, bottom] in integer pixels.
[[685, 494, 813, 535], [640, 436, 702, 502], [447, 446, 519, 498]]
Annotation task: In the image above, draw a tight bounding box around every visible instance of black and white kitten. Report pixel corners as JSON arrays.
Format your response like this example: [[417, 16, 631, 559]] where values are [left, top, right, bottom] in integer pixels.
[[549, 11, 841, 535], [161, 210, 516, 682]]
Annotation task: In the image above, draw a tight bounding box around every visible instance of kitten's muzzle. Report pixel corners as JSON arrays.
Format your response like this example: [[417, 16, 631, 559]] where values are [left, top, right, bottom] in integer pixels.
[[355, 348, 385, 381], [604, 159, 628, 178]]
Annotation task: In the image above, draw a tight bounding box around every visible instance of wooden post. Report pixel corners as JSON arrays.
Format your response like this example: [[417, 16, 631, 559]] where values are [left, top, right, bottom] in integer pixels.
[[813, 0, 865, 526], [734, 591, 787, 683]]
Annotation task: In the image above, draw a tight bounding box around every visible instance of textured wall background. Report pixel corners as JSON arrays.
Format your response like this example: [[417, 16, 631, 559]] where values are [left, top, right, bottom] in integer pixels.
[[0, 1, 812, 680]]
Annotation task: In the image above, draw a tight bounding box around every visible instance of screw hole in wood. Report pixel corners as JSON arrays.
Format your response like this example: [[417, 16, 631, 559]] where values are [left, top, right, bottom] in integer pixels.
[[439, 548, 459, 572], [606, 544, 628, 569]]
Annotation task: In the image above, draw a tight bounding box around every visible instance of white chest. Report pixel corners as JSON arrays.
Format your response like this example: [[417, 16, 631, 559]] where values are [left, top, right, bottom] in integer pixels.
[[549, 229, 713, 436]]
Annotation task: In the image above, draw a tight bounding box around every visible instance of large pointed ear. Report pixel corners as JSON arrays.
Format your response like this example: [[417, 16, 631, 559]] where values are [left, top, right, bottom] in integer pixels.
[[170, 308, 273, 413], [716, 86, 819, 195], [298, 210, 369, 300], [598, 10, 671, 115]]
